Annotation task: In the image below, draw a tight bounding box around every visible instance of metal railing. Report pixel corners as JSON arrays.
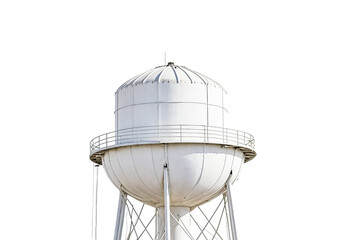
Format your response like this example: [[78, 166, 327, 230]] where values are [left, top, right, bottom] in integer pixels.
[[90, 125, 255, 155]]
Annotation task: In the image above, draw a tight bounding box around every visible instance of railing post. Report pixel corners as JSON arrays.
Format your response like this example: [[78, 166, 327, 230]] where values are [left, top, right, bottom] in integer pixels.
[[157, 125, 160, 142], [223, 128, 225, 143], [180, 125, 182, 142], [243, 132, 246, 145], [237, 131, 239, 145], [207, 125, 209, 143], [203, 126, 206, 142], [226, 128, 228, 143], [137, 128, 139, 144], [105, 134, 107, 147]]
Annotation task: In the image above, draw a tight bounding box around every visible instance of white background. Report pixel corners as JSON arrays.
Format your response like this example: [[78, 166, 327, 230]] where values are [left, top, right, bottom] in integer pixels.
[[1, 0, 359, 239]]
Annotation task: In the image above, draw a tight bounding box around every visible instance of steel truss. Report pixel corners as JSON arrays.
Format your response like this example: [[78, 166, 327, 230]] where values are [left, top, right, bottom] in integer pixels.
[[114, 191, 236, 240], [92, 164, 238, 240], [122, 197, 157, 240]]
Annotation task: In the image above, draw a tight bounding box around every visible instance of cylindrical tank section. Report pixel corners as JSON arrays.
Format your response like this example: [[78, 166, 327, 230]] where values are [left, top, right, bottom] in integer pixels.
[[115, 64, 227, 131]]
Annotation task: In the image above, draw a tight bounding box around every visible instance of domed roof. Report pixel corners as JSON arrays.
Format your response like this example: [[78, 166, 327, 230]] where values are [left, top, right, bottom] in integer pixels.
[[117, 62, 225, 91]]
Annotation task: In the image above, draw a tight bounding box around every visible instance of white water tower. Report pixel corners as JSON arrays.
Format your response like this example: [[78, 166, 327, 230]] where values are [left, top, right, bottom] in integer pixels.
[[89, 62, 256, 240]]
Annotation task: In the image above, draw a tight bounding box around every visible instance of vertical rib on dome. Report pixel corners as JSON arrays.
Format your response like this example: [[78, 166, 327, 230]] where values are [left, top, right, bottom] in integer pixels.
[[117, 64, 225, 91]]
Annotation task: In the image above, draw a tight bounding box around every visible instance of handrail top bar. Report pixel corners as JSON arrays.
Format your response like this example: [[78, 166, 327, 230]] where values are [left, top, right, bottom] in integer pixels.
[[90, 125, 254, 144], [89, 124, 256, 165]]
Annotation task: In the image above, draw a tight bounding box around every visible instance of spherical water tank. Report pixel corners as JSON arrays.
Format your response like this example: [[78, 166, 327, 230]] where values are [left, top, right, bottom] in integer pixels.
[[91, 63, 256, 208], [103, 143, 245, 208]]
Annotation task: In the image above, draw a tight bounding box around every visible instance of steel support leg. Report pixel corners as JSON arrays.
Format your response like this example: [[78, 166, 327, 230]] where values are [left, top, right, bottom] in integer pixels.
[[155, 208, 159, 240], [226, 182, 238, 240], [92, 164, 99, 240], [114, 191, 126, 240], [164, 164, 171, 240]]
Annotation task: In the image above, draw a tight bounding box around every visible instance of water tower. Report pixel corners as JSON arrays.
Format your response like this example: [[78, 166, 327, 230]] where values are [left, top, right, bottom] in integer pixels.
[[89, 63, 256, 240]]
